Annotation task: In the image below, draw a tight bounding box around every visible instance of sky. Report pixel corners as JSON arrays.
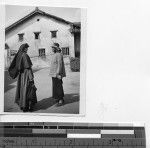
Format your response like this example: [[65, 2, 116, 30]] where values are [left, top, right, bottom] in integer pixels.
[[5, 5, 81, 27]]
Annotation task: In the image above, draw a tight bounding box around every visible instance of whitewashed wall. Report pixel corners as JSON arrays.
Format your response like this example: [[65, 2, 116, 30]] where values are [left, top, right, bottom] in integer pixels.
[[5, 15, 75, 67]]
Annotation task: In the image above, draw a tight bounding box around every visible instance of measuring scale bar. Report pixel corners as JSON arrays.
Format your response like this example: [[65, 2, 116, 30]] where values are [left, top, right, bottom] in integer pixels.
[[0, 122, 146, 147], [0, 128, 135, 137], [0, 137, 146, 147]]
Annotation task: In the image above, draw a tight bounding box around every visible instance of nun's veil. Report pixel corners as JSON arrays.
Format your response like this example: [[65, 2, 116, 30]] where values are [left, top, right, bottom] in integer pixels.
[[9, 43, 30, 71], [16, 43, 29, 58], [15, 43, 29, 68]]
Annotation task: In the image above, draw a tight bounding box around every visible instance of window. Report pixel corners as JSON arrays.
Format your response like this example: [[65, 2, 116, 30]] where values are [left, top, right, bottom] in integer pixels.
[[62, 47, 69, 55], [18, 33, 24, 42], [34, 32, 40, 39], [50, 31, 57, 38], [39, 48, 45, 57]]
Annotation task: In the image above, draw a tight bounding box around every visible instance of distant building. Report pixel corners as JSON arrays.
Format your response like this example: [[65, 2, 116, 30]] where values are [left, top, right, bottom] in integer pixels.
[[5, 7, 81, 68]]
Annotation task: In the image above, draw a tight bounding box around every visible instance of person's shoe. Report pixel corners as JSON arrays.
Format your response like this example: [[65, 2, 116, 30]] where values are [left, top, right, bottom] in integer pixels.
[[22, 108, 28, 112], [56, 99, 64, 106], [28, 107, 34, 112]]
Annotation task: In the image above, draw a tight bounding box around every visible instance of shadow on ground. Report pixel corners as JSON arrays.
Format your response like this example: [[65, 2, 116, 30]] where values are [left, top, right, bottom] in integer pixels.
[[4, 68, 42, 92], [32, 93, 79, 111]]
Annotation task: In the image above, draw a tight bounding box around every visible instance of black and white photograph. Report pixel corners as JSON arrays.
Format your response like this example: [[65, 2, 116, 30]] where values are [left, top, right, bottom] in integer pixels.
[[4, 5, 86, 114], [1, 0, 150, 146]]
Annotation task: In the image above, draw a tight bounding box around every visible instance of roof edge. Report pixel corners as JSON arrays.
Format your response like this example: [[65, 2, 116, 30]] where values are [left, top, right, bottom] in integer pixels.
[[5, 7, 78, 33]]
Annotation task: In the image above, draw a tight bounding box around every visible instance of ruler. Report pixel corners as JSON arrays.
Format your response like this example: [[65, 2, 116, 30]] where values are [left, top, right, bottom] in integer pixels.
[[0, 122, 146, 148]]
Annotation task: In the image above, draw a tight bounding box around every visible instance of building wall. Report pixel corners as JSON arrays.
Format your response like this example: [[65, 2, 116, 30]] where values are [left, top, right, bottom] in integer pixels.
[[5, 15, 75, 68]]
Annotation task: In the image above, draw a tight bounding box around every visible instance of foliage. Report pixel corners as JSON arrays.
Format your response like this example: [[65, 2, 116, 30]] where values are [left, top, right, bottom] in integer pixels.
[[70, 57, 80, 72]]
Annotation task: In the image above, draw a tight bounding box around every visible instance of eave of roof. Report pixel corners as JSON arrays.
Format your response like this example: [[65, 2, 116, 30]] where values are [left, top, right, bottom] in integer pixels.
[[73, 22, 81, 27], [5, 7, 79, 33]]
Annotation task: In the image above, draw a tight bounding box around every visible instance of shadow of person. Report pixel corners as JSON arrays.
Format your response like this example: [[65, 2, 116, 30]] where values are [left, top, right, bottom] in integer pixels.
[[32, 97, 56, 111], [62, 94, 79, 105], [32, 93, 79, 112]]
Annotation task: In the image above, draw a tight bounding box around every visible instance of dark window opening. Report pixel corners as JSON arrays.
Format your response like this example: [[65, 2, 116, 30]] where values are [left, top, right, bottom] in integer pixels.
[[50, 31, 57, 38], [34, 32, 40, 39], [39, 48, 45, 57], [18, 33, 24, 42], [62, 47, 69, 55]]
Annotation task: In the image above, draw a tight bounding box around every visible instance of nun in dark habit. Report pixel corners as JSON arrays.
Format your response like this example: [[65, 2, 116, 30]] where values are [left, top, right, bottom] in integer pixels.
[[8, 43, 37, 112]]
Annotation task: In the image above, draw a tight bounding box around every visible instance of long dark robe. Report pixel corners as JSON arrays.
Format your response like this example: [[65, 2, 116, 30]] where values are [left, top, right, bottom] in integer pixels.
[[15, 53, 37, 111], [52, 77, 64, 100]]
